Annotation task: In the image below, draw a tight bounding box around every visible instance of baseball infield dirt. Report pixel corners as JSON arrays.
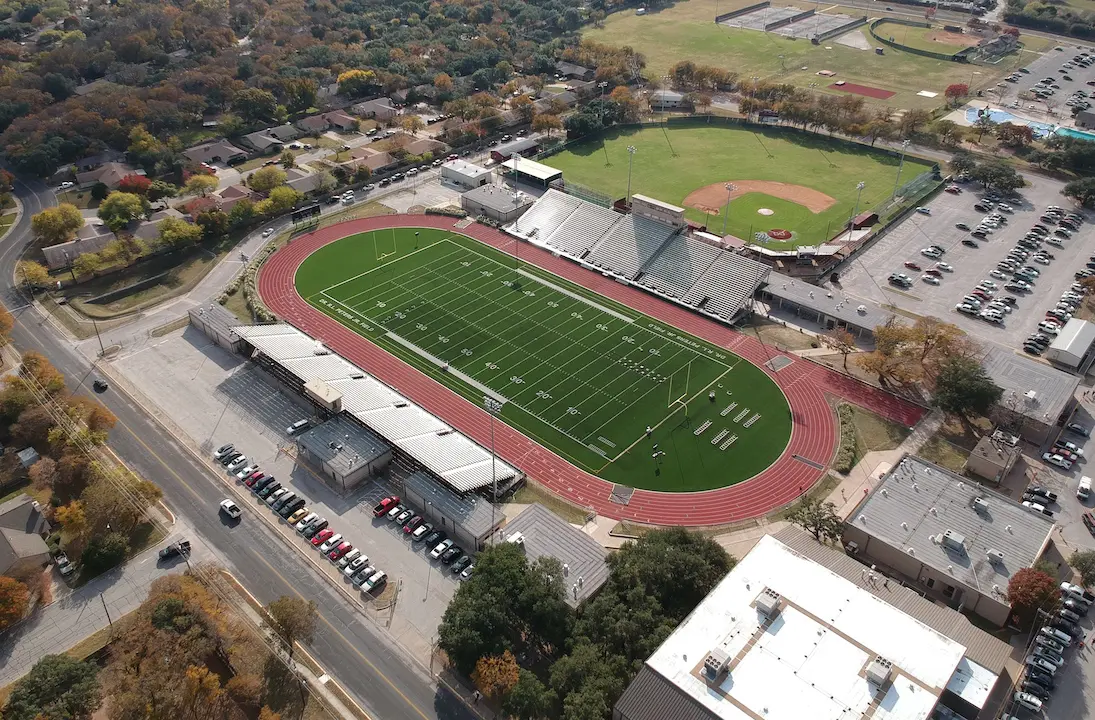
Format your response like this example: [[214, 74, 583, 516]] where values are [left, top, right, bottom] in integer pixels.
[[683, 180, 838, 215]]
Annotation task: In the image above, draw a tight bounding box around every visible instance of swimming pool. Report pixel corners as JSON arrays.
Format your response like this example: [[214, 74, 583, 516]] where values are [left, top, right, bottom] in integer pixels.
[[1055, 126, 1095, 142], [963, 108, 1055, 137]]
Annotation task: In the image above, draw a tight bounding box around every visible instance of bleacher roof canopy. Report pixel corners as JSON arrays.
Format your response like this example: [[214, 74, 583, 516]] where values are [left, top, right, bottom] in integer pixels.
[[233, 324, 516, 492]]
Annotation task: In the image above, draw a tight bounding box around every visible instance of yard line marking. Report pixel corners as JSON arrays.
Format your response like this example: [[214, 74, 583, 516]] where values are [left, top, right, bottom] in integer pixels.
[[515, 268, 635, 323], [320, 240, 460, 295], [386, 331, 507, 405]]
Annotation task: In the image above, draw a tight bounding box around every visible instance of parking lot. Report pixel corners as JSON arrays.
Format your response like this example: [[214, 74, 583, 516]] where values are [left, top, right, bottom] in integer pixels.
[[838, 173, 1092, 349], [111, 327, 461, 661], [993, 45, 1095, 125]]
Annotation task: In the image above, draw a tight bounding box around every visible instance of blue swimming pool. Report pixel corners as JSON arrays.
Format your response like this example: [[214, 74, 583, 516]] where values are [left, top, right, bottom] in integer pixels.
[[963, 108, 1055, 137], [1055, 126, 1095, 142]]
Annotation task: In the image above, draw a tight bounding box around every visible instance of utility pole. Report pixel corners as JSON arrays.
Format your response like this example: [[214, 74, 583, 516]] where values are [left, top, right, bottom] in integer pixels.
[[722, 183, 736, 236], [100, 593, 114, 637], [483, 396, 503, 543], [625, 145, 637, 205], [848, 181, 865, 239], [92, 319, 105, 356], [892, 139, 910, 200]]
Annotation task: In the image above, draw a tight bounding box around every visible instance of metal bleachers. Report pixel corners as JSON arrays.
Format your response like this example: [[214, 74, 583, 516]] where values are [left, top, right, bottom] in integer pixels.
[[682, 253, 771, 321], [544, 203, 623, 257], [637, 236, 723, 298], [509, 189, 582, 242], [585, 214, 677, 279]]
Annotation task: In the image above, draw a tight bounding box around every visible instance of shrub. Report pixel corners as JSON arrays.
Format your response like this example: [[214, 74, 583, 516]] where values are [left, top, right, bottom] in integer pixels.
[[832, 404, 857, 473], [80, 531, 129, 576]]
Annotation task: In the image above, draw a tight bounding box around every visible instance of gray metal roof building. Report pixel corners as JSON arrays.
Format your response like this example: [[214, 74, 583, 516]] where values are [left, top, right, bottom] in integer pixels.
[[296, 415, 392, 492], [843, 454, 1055, 626], [1046, 317, 1095, 370], [759, 273, 901, 337], [402, 470, 503, 551], [981, 347, 1079, 441], [502, 503, 608, 607], [460, 183, 534, 223]]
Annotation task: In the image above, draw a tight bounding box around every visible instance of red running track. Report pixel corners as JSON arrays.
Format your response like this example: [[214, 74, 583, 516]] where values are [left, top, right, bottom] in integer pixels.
[[258, 215, 926, 527]]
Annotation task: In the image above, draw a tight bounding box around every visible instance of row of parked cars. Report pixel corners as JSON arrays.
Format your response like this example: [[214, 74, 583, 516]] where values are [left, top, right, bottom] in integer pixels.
[[212, 442, 390, 594], [1022, 207, 1088, 356], [372, 496, 475, 578], [1013, 583, 1093, 714]]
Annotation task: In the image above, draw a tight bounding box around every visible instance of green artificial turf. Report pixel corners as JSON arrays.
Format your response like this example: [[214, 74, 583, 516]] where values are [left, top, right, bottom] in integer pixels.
[[541, 124, 936, 248], [295, 228, 792, 492]]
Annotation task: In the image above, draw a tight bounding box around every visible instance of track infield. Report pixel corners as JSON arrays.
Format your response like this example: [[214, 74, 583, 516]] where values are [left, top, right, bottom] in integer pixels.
[[260, 215, 928, 525], [295, 227, 792, 492]]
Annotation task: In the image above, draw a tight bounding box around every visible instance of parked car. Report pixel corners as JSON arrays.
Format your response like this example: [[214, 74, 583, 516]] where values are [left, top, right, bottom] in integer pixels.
[[159, 540, 191, 561], [214, 443, 235, 460], [311, 529, 335, 547], [412, 523, 434, 542], [430, 539, 454, 559], [1026, 486, 1059, 502], [451, 555, 473, 574], [319, 533, 344, 553], [302, 519, 328, 539], [1042, 453, 1073, 470], [1068, 423, 1091, 436], [403, 516, 424, 534], [373, 496, 400, 517]]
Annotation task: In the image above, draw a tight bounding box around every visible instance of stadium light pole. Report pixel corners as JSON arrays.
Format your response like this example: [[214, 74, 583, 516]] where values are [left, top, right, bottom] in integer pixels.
[[597, 81, 609, 125], [721, 183, 736, 236], [891, 139, 910, 200], [848, 181, 865, 239], [483, 396, 503, 543], [625, 145, 637, 205]]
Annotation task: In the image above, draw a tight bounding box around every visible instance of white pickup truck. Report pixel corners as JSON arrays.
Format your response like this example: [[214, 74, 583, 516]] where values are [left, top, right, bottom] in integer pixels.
[[1061, 581, 1095, 605]]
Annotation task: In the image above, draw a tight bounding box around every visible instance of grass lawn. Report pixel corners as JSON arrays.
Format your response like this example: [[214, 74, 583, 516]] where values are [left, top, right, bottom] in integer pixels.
[[582, 0, 1044, 109], [512, 483, 590, 524], [56, 189, 99, 209], [69, 248, 219, 318], [847, 404, 911, 460], [0, 211, 16, 236], [918, 433, 969, 474], [296, 228, 792, 492], [887, 25, 976, 54], [542, 124, 934, 247]]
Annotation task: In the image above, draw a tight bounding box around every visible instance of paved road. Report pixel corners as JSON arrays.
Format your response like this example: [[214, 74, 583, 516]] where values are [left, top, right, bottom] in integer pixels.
[[0, 180, 475, 720]]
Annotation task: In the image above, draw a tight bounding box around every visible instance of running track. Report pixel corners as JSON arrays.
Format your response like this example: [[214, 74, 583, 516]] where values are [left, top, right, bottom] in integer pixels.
[[258, 215, 926, 526]]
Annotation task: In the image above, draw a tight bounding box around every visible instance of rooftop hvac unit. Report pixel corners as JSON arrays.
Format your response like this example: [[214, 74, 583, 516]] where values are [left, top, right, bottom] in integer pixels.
[[865, 657, 893, 686], [987, 549, 1004, 564], [349, 372, 365, 380], [941, 529, 967, 553], [393, 400, 409, 408], [973, 497, 990, 513], [507, 532, 525, 546], [702, 646, 731, 681], [755, 588, 781, 618]]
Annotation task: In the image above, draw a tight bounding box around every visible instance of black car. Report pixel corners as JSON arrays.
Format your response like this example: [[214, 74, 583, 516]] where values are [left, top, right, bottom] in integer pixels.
[[422, 530, 446, 547], [1027, 667, 1055, 689], [1023, 345, 1042, 355], [93, 379, 108, 392], [257, 481, 282, 499], [1050, 618, 1079, 636], [1064, 598, 1089, 616], [303, 519, 328, 539], [961, 239, 979, 248], [451, 555, 473, 574], [279, 497, 306, 518], [252, 475, 275, 493], [220, 451, 243, 466], [1020, 681, 1051, 701], [158, 540, 191, 560], [440, 546, 464, 564], [1026, 486, 1058, 502]]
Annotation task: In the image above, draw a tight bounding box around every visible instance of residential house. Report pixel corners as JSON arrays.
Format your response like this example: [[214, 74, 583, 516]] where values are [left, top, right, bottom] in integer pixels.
[[215, 184, 259, 212], [352, 97, 399, 121], [133, 208, 186, 243], [242, 123, 301, 153], [296, 111, 359, 135], [183, 140, 248, 166], [41, 222, 115, 270], [285, 168, 324, 194], [343, 147, 395, 173], [533, 91, 578, 114], [0, 495, 51, 577], [555, 61, 594, 81], [402, 137, 446, 157], [75, 162, 143, 189], [73, 150, 125, 173]]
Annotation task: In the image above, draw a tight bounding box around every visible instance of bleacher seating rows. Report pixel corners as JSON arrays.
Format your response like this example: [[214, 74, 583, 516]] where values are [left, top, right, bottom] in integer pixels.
[[544, 203, 622, 256], [509, 189, 582, 241], [585, 215, 676, 279], [682, 253, 771, 321], [637, 236, 723, 298]]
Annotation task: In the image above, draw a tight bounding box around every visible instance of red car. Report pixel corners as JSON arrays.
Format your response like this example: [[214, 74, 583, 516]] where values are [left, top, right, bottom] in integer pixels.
[[403, 516, 424, 534], [244, 472, 264, 487], [924, 268, 942, 277], [903, 261, 921, 271], [1083, 512, 1095, 536], [328, 542, 352, 561], [373, 496, 400, 518], [311, 529, 334, 547]]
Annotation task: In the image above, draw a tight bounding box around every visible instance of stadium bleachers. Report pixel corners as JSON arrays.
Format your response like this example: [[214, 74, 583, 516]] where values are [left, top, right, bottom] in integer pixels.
[[508, 188, 582, 242], [683, 253, 771, 321], [637, 236, 723, 298], [585, 214, 677, 278], [544, 202, 622, 257], [506, 191, 770, 323]]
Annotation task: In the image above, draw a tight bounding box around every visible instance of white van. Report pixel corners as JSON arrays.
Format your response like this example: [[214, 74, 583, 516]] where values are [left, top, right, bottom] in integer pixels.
[[1079, 475, 1091, 500]]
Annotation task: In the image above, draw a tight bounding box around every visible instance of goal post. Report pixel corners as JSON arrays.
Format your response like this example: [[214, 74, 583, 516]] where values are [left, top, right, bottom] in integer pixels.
[[666, 359, 692, 412]]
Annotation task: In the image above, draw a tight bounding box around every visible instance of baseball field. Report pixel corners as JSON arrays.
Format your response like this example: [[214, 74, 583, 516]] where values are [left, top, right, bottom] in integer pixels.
[[541, 124, 935, 247], [295, 227, 793, 492]]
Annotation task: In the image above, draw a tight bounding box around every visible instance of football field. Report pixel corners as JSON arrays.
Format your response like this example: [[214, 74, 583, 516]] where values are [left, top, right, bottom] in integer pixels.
[[295, 227, 792, 492]]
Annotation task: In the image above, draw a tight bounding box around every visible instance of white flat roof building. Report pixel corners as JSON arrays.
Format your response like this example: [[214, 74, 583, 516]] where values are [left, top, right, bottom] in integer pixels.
[[615, 529, 1009, 720], [1047, 317, 1095, 370], [501, 157, 563, 185], [441, 159, 493, 189]]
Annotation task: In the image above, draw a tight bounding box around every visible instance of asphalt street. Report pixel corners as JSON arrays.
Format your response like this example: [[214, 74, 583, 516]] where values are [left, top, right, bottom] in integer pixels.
[[0, 180, 475, 720]]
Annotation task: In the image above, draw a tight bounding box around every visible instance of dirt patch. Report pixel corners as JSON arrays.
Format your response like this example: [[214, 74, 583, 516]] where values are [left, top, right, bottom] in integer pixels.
[[683, 180, 838, 215], [926, 30, 974, 47]]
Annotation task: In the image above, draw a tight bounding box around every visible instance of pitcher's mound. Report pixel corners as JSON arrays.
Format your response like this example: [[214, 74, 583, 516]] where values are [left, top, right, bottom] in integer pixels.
[[758, 208, 774, 216], [684, 180, 837, 215]]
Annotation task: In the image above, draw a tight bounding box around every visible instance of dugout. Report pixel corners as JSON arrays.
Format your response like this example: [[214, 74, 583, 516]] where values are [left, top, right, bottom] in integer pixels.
[[500, 157, 562, 188]]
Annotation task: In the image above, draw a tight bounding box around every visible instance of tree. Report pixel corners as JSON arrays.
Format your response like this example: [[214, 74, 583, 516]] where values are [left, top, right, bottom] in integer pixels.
[[400, 114, 425, 136], [148, 180, 178, 202], [80, 531, 129, 575], [248, 166, 287, 194], [899, 108, 932, 137], [821, 328, 857, 370], [12, 404, 56, 448], [337, 69, 378, 98], [472, 651, 520, 699], [116, 174, 152, 195], [433, 72, 454, 95], [21, 350, 66, 395], [973, 113, 997, 142], [183, 174, 218, 197], [787, 498, 843, 543], [279, 150, 295, 169], [0, 304, 12, 339], [0, 575, 29, 629], [504, 669, 557, 720], [157, 217, 202, 248], [89, 183, 109, 202], [97, 192, 149, 232], [266, 596, 317, 657], [5, 654, 100, 720], [267, 186, 302, 215], [933, 119, 962, 146], [932, 356, 1002, 417], [532, 113, 563, 138], [1064, 177, 1095, 209], [31, 203, 83, 245], [512, 95, 535, 123], [1070, 549, 1095, 587], [1007, 567, 1060, 626], [950, 150, 977, 175], [971, 160, 1024, 193], [944, 83, 969, 107], [996, 122, 1034, 148], [18, 259, 50, 287], [28, 456, 56, 489], [54, 500, 87, 537], [232, 87, 279, 124]]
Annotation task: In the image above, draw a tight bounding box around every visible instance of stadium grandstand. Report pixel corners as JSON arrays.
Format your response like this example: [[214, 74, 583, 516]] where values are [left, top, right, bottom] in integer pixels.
[[506, 189, 770, 324], [232, 324, 519, 495]]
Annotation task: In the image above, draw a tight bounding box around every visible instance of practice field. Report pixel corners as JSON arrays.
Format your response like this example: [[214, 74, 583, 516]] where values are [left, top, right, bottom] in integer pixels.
[[295, 227, 793, 492], [582, 0, 1048, 110], [542, 124, 934, 247]]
